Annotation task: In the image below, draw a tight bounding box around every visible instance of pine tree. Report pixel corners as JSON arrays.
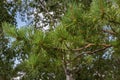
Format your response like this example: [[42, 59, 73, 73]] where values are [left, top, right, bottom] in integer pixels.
[[3, 0, 120, 80], [0, 0, 16, 79]]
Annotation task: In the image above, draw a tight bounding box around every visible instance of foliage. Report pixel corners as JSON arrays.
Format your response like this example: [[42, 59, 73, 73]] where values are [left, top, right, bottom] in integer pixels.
[[2, 0, 120, 80], [12, 0, 93, 30], [0, 0, 17, 79]]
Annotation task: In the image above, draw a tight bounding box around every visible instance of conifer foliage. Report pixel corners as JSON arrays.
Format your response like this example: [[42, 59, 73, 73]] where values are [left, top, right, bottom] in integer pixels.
[[2, 0, 120, 80]]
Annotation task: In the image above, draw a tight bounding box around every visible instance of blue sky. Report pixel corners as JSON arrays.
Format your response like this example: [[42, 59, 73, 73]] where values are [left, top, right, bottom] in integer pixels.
[[16, 13, 26, 27]]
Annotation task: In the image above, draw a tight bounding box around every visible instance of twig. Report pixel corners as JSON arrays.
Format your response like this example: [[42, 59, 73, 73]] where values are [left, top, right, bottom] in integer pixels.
[[102, 29, 116, 35], [73, 45, 112, 61], [52, 43, 111, 52]]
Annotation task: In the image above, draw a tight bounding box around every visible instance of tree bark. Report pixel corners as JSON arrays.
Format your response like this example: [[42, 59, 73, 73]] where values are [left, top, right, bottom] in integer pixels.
[[66, 73, 74, 80], [62, 54, 74, 80]]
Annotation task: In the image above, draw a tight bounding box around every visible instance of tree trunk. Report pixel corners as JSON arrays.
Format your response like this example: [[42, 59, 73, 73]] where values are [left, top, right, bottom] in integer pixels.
[[62, 57, 74, 80], [66, 73, 74, 80]]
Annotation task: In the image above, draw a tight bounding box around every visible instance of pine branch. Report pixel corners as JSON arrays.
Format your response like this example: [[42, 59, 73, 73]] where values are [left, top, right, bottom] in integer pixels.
[[73, 45, 112, 61], [38, 0, 54, 30], [72, 43, 111, 51], [52, 43, 111, 52], [102, 29, 116, 35]]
